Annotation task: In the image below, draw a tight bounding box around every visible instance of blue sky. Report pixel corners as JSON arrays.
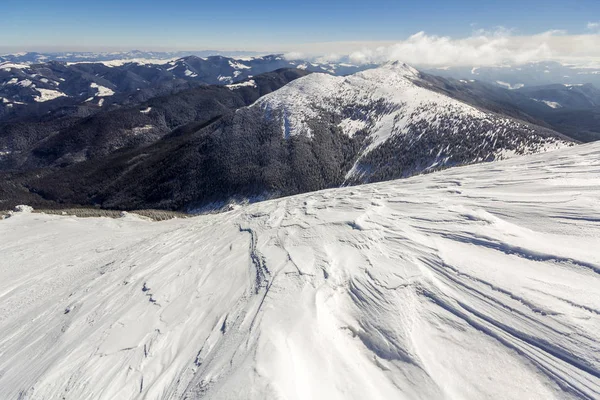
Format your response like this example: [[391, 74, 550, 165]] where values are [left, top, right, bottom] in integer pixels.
[[1, 0, 600, 52]]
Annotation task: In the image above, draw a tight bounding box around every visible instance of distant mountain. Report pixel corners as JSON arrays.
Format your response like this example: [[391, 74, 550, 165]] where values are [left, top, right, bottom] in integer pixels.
[[0, 68, 310, 171], [0, 50, 263, 64], [0, 55, 372, 122], [3, 63, 572, 212], [160, 55, 374, 84], [414, 74, 600, 143], [424, 61, 600, 88], [515, 83, 600, 109]]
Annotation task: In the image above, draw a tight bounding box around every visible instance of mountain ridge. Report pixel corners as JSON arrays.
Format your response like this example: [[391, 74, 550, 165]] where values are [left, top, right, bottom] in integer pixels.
[[0, 63, 573, 212]]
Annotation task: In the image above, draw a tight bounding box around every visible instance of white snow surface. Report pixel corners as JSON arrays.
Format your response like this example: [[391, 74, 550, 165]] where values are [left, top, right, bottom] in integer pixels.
[[228, 60, 251, 70], [68, 58, 177, 67], [90, 82, 115, 97], [496, 81, 525, 90], [33, 88, 67, 102], [0, 62, 30, 70], [226, 79, 257, 90], [0, 143, 599, 399], [532, 98, 563, 109], [17, 79, 34, 88]]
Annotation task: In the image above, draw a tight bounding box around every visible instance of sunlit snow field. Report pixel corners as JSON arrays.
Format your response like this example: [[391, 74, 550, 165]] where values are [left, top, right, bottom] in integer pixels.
[[1, 143, 599, 399]]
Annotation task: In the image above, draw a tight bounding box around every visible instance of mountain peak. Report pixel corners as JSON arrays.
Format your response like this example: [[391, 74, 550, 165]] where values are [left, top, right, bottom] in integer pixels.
[[379, 60, 420, 76]]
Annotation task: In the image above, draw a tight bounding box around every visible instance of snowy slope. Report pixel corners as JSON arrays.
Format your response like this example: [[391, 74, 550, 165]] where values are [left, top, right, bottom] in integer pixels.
[[254, 62, 571, 183], [1, 143, 599, 399]]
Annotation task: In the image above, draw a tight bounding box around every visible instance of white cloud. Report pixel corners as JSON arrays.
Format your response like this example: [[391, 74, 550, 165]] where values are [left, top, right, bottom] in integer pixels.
[[588, 22, 600, 31], [283, 51, 305, 60], [283, 29, 600, 67]]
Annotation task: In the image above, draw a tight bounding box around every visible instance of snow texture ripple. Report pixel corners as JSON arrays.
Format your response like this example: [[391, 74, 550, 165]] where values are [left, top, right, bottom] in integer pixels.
[[0, 142, 599, 399]]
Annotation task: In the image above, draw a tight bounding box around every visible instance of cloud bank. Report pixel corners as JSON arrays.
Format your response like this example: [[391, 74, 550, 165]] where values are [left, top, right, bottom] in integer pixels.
[[284, 29, 600, 67]]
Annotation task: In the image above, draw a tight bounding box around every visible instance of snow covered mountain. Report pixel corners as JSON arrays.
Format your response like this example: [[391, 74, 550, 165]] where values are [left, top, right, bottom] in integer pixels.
[[0, 54, 370, 122], [1, 62, 573, 211], [162, 55, 372, 85], [253, 62, 571, 184], [1, 141, 599, 399]]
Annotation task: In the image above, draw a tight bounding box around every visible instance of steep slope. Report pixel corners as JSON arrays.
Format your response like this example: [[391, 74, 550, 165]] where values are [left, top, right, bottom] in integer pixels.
[[1, 142, 599, 399]]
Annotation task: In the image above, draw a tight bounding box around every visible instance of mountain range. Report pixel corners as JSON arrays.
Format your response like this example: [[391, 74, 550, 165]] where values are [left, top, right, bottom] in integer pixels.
[[2, 52, 600, 213], [0, 50, 264, 64], [1, 50, 599, 400], [424, 61, 600, 88], [0, 54, 372, 120], [0, 61, 577, 212]]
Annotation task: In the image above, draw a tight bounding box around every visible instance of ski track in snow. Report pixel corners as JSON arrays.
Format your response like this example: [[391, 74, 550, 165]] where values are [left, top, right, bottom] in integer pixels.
[[1, 143, 599, 399]]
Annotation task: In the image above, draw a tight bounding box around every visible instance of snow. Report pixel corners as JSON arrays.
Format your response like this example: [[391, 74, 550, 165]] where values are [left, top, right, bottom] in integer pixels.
[[0, 62, 30, 70], [496, 81, 525, 90], [131, 125, 154, 134], [226, 80, 257, 90], [68, 58, 176, 67], [228, 60, 251, 70], [0, 97, 25, 107], [33, 88, 67, 102], [184, 69, 198, 78], [140, 106, 152, 114], [338, 117, 367, 137], [217, 75, 233, 83], [98, 98, 105, 107], [532, 98, 562, 109], [1, 142, 599, 399], [13, 204, 34, 213], [90, 82, 115, 97], [17, 79, 33, 87]]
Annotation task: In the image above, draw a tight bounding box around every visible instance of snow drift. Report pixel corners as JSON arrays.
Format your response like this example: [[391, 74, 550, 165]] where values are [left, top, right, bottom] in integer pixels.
[[0, 142, 599, 399]]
